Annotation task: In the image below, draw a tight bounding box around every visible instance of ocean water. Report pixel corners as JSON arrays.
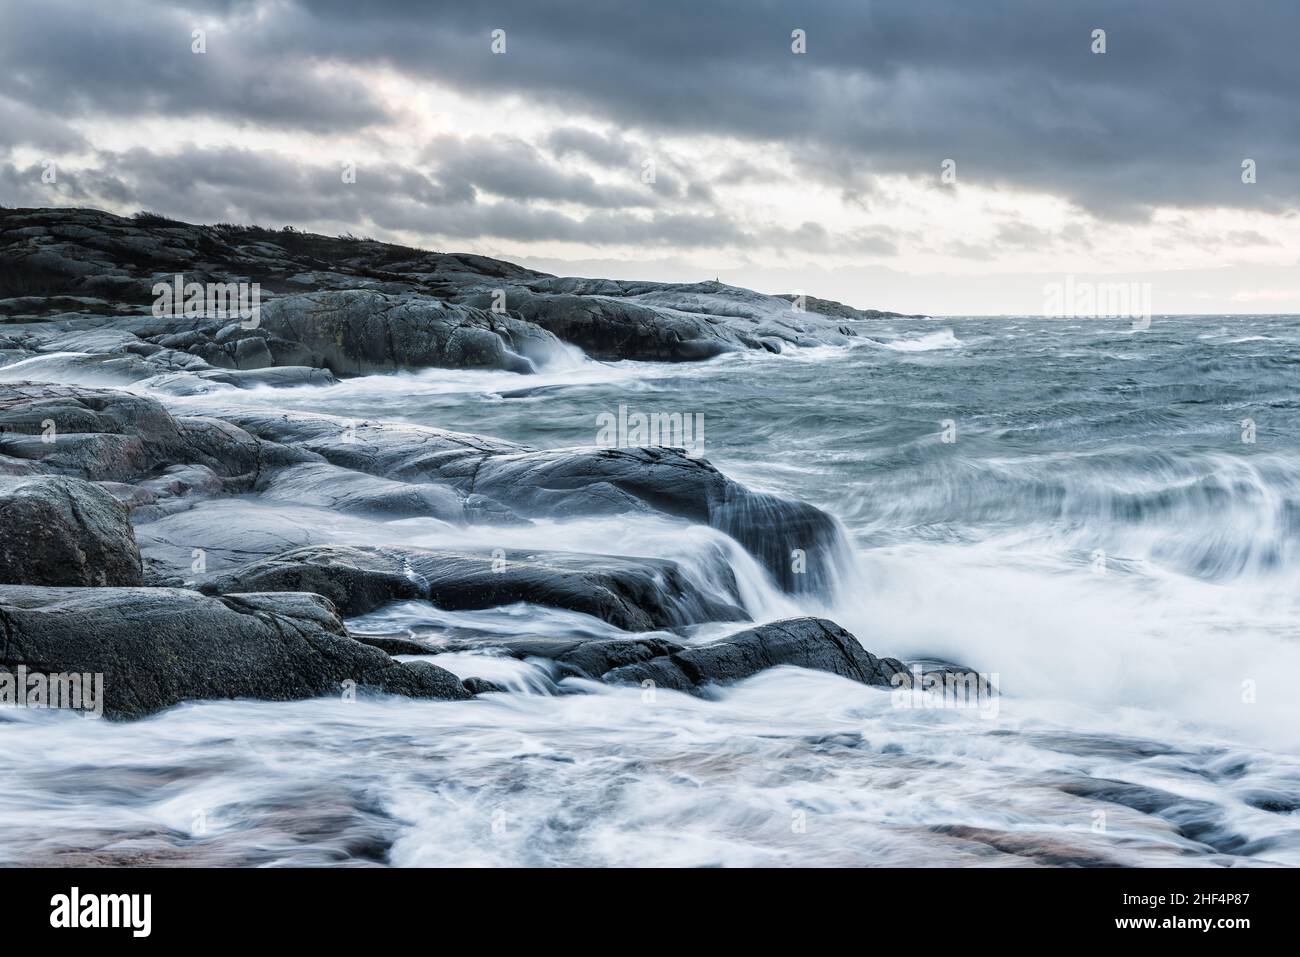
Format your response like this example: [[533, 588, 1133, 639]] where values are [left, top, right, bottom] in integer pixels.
[[3, 315, 1299, 866]]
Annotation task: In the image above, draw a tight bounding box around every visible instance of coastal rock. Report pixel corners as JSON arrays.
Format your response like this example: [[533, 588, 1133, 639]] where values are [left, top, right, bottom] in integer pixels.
[[0, 585, 471, 719], [440, 633, 687, 681], [466, 279, 864, 362], [0, 381, 265, 485], [3, 208, 909, 366], [198, 543, 748, 628], [256, 461, 468, 521], [460, 676, 505, 695], [0, 315, 338, 394], [434, 617, 911, 691], [773, 292, 926, 322], [602, 617, 906, 692], [253, 289, 567, 375], [211, 407, 846, 594], [0, 382, 318, 496], [470, 289, 758, 361], [1, 382, 845, 598], [0, 474, 143, 586], [0, 381, 188, 482], [132, 501, 386, 575]]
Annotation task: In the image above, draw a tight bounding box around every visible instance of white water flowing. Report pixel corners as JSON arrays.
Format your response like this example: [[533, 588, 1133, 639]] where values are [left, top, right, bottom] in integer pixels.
[[3, 315, 1299, 866]]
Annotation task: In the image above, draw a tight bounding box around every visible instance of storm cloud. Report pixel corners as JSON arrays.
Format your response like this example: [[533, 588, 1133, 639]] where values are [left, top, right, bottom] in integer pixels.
[[0, 0, 1296, 311]]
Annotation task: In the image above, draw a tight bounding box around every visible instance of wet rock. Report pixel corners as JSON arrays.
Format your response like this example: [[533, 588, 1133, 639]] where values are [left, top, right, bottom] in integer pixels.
[[133, 501, 385, 574], [3, 208, 900, 364], [0, 381, 266, 485], [474, 290, 756, 361], [1054, 776, 1260, 856], [0, 382, 317, 495], [0, 315, 336, 394], [0, 585, 471, 719], [255, 462, 467, 521], [449, 618, 915, 692], [442, 633, 686, 681], [1, 380, 842, 600], [353, 634, 436, 656], [457, 278, 873, 364], [255, 290, 564, 375], [929, 825, 1121, 867], [0, 381, 189, 482], [0, 474, 143, 586], [145, 365, 337, 394], [602, 617, 906, 692], [462, 279, 870, 361], [211, 407, 846, 595], [198, 543, 748, 629]]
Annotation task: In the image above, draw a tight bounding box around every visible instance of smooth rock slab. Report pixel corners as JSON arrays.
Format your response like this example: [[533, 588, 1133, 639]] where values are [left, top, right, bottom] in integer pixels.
[[462, 279, 865, 362], [211, 407, 847, 596], [133, 501, 391, 575], [602, 617, 906, 692], [0, 585, 471, 719], [256, 461, 467, 521], [0, 382, 279, 486], [439, 633, 687, 681], [199, 543, 748, 629], [255, 289, 565, 375], [434, 617, 910, 692]]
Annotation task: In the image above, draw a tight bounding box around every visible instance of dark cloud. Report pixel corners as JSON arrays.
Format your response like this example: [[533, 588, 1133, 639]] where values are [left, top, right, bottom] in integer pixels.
[[263, 0, 1300, 216], [0, 146, 849, 255], [0, 97, 87, 154], [426, 134, 653, 208], [0, 0, 391, 133], [1, 0, 1296, 255], [544, 128, 637, 167]]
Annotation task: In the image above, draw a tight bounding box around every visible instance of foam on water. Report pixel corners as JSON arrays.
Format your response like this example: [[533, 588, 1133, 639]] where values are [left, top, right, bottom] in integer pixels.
[[3, 314, 1299, 866], [867, 328, 963, 352], [3, 671, 1297, 866]]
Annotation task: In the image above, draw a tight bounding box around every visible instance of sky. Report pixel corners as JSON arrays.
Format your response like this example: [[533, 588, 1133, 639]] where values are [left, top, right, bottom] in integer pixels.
[[1, 0, 1297, 315]]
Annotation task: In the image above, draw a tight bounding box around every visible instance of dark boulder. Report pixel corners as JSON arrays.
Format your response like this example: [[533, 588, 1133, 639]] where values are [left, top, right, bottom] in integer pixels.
[[255, 461, 467, 521], [0, 474, 142, 586], [0, 585, 471, 719], [198, 543, 748, 629], [461, 676, 505, 694], [211, 407, 847, 596], [440, 633, 686, 682], [602, 617, 907, 692], [476, 289, 755, 361], [461, 278, 863, 362], [0, 382, 273, 487], [254, 290, 564, 375]]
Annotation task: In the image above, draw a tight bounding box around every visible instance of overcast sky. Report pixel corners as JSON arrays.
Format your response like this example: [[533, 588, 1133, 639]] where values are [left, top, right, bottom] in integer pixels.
[[2, 0, 1297, 314]]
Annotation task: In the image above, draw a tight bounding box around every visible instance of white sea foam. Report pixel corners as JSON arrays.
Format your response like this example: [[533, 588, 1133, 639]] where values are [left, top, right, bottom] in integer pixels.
[[3, 314, 1298, 866], [869, 328, 963, 351]]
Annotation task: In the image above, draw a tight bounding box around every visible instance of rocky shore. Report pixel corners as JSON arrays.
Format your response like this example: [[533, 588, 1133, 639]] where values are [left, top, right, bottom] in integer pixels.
[[1, 206, 933, 718]]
